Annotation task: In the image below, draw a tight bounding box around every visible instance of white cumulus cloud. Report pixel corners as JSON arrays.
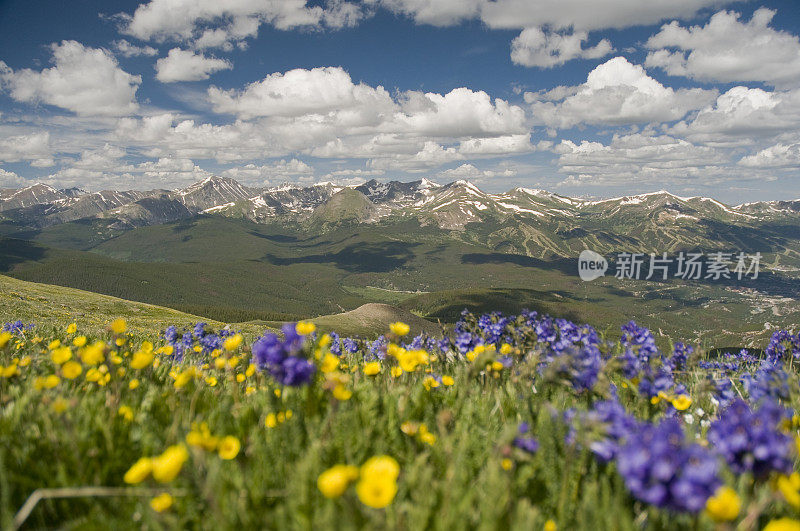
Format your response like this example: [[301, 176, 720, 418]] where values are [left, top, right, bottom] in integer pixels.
[[120, 0, 365, 49], [739, 143, 800, 168], [554, 132, 731, 185], [527, 57, 716, 128], [0, 131, 54, 166], [0, 40, 140, 116], [510, 27, 613, 68], [645, 8, 800, 88], [669, 87, 800, 145], [112, 39, 158, 57], [155, 48, 232, 82]]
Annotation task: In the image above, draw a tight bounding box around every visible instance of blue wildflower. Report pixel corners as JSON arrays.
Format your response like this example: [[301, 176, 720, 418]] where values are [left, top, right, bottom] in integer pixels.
[[707, 399, 794, 479], [616, 418, 720, 513]]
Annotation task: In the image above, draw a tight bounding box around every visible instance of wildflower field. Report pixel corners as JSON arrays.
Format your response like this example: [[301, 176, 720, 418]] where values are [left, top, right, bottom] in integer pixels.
[[3, 312, 800, 530]]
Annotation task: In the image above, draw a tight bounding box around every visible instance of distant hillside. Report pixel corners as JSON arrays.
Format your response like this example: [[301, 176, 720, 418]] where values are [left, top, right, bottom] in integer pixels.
[[309, 303, 443, 338]]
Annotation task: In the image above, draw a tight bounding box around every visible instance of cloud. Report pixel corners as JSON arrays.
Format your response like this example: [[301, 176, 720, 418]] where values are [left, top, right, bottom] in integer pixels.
[[155, 48, 232, 82], [377, 0, 727, 31], [0, 40, 140, 116], [0, 131, 54, 166], [395, 87, 527, 137], [114, 113, 275, 162], [527, 57, 716, 128], [738, 143, 800, 168], [202, 66, 530, 170], [437, 162, 517, 181], [366, 141, 463, 172], [112, 39, 158, 57], [374, 0, 482, 26], [478, 0, 729, 31], [209, 66, 393, 119], [0, 168, 28, 188], [554, 132, 730, 185], [72, 143, 126, 170], [510, 27, 613, 68], [42, 155, 212, 190], [220, 158, 314, 185], [645, 8, 800, 88], [119, 0, 365, 49], [457, 134, 533, 155], [669, 87, 800, 145], [210, 66, 526, 136]]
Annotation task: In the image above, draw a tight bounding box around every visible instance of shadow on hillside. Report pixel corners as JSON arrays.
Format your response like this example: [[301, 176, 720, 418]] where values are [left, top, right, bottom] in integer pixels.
[[461, 252, 576, 275], [262, 241, 420, 273], [0, 238, 47, 271], [247, 231, 299, 243], [400, 287, 583, 323]]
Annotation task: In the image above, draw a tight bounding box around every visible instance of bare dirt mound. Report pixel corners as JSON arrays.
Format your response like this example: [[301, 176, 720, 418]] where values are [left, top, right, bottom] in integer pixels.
[[311, 303, 442, 338]]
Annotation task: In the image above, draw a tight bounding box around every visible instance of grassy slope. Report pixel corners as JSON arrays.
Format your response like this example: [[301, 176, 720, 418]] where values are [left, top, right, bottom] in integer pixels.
[[309, 303, 443, 338], [0, 274, 265, 337]]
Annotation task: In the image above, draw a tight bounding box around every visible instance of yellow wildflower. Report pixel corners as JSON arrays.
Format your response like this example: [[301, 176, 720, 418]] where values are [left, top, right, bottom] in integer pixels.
[[763, 518, 800, 531], [110, 318, 127, 334], [265, 413, 278, 428], [52, 397, 69, 413], [501, 458, 513, 471], [418, 429, 436, 446], [363, 361, 381, 376], [131, 350, 154, 369], [442, 375, 455, 386], [129, 379, 140, 389], [296, 321, 316, 335], [423, 376, 439, 390], [321, 353, 340, 373], [66, 322, 77, 334], [79, 341, 106, 365], [389, 322, 410, 336], [356, 456, 400, 509], [51, 346, 72, 365], [123, 457, 153, 484], [224, 334, 243, 351], [0, 332, 12, 348], [671, 395, 692, 411], [150, 492, 173, 512], [318, 464, 359, 499], [151, 445, 189, 483], [62, 361, 82, 379], [118, 405, 134, 422], [218, 436, 241, 460], [705, 486, 741, 522], [173, 368, 196, 389], [778, 472, 800, 509], [73, 335, 87, 347], [400, 421, 418, 436], [332, 384, 352, 401]]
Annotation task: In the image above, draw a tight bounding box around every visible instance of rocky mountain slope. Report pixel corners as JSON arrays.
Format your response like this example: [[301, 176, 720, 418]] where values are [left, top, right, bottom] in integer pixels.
[[2, 176, 799, 266]]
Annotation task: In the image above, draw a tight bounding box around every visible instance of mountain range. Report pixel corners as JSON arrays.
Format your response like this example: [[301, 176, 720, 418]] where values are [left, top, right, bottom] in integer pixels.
[[1, 175, 799, 346], [3, 176, 800, 262]]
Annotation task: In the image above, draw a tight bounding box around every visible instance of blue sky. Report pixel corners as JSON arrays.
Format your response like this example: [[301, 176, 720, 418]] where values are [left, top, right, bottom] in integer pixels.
[[1, 0, 799, 203]]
